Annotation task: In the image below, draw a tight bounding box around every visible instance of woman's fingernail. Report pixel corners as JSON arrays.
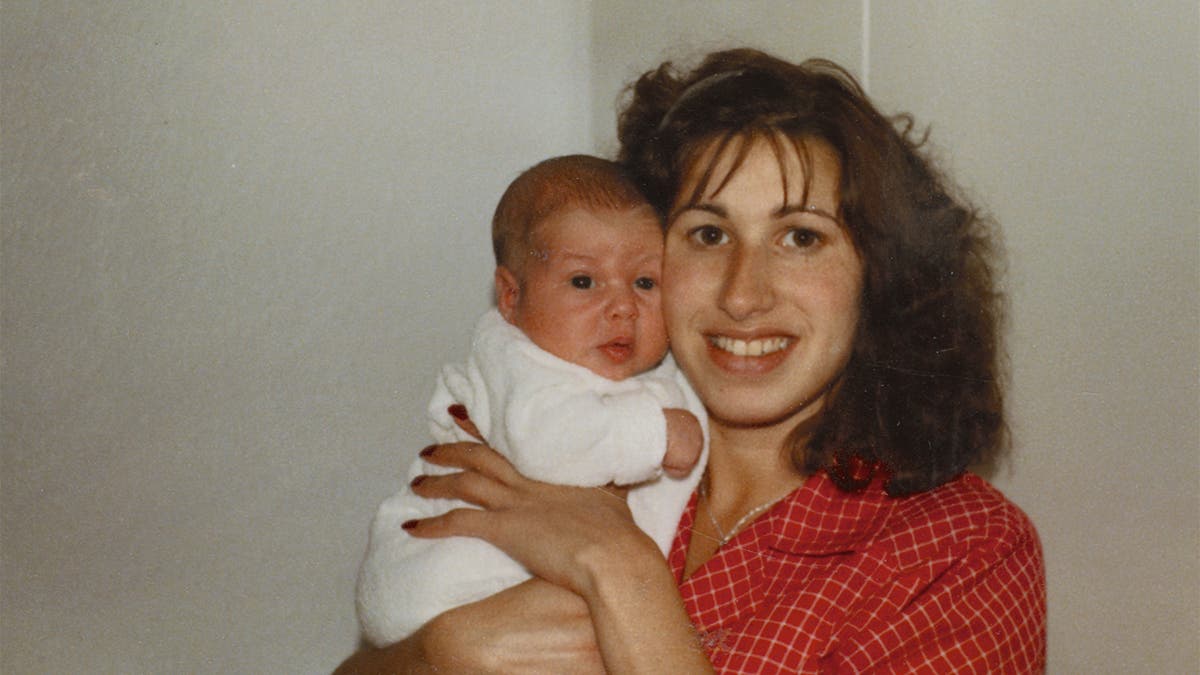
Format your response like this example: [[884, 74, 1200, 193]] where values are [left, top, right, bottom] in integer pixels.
[[448, 404, 468, 421], [401, 520, 419, 531], [419, 445, 436, 458], [410, 475, 426, 488]]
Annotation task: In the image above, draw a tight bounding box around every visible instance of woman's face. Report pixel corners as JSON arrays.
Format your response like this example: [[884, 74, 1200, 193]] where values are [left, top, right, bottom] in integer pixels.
[[662, 135, 863, 431]]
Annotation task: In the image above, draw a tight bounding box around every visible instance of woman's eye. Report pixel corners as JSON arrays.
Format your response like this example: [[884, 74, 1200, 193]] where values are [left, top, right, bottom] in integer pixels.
[[785, 228, 822, 249], [634, 277, 656, 290], [689, 225, 728, 246], [570, 275, 593, 289]]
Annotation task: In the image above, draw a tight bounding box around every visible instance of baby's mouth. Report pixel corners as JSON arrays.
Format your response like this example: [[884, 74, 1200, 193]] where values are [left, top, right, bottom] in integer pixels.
[[709, 335, 792, 357], [600, 339, 634, 363]]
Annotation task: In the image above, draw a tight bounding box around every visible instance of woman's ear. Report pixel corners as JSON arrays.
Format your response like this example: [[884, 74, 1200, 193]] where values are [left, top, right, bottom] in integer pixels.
[[494, 266, 521, 324]]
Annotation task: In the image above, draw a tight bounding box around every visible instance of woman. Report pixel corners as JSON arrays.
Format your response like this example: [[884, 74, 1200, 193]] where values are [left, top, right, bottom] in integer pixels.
[[337, 49, 1045, 673]]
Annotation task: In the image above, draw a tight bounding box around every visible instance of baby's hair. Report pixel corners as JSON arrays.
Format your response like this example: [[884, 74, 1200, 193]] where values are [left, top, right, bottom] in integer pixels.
[[492, 155, 652, 274]]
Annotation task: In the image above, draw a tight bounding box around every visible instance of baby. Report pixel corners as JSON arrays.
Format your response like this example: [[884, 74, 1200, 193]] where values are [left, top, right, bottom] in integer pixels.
[[355, 155, 707, 646]]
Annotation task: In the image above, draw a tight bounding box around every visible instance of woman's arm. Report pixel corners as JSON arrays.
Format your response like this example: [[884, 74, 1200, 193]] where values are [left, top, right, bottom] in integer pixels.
[[335, 578, 603, 675], [407, 441, 714, 674], [332, 629, 428, 675]]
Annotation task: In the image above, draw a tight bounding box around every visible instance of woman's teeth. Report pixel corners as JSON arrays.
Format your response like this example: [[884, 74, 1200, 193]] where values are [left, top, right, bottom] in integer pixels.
[[710, 335, 790, 356]]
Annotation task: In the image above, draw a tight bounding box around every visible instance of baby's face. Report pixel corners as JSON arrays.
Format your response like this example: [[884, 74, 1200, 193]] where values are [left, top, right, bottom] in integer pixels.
[[505, 206, 669, 380]]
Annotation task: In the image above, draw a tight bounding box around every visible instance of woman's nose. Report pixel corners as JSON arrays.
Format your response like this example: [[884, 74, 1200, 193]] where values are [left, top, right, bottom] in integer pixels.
[[718, 244, 774, 319]]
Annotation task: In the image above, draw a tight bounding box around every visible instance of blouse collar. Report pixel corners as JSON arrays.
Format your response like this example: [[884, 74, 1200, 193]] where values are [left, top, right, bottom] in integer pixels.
[[761, 471, 896, 556]]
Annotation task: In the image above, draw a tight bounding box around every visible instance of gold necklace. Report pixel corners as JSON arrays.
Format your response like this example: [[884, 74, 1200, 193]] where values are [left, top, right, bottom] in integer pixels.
[[698, 476, 793, 546]]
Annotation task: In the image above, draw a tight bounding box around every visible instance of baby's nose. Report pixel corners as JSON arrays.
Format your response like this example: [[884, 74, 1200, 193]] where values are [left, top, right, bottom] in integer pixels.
[[608, 287, 638, 319]]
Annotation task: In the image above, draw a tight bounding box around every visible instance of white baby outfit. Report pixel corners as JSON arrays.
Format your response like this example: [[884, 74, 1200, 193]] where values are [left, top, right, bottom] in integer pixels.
[[356, 309, 707, 646]]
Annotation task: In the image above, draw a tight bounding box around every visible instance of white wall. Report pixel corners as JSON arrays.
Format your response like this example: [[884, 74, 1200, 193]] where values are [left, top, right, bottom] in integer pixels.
[[866, 2, 1199, 671], [4, 1, 1198, 673], [1, 2, 591, 672], [589, 0, 863, 154]]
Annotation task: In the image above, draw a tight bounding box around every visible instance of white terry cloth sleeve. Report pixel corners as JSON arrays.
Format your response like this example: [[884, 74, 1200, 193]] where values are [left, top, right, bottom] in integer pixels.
[[626, 360, 708, 553], [428, 309, 686, 487], [355, 481, 527, 646]]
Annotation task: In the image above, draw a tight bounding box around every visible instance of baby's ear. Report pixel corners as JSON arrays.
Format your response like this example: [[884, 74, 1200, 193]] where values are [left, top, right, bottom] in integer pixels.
[[494, 266, 520, 324]]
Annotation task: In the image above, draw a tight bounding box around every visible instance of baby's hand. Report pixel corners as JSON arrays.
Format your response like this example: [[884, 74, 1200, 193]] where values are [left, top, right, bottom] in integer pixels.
[[661, 408, 703, 479]]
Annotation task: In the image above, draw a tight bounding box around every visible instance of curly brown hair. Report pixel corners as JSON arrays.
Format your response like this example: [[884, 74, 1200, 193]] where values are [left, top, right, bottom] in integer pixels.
[[617, 49, 1006, 496]]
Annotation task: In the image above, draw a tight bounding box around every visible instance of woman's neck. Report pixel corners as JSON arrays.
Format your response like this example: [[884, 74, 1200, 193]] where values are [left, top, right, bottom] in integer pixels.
[[683, 417, 813, 579], [704, 417, 812, 508]]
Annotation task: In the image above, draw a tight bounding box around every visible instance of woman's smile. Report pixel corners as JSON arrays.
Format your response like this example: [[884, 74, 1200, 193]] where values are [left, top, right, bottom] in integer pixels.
[[704, 331, 797, 377], [708, 334, 792, 357]]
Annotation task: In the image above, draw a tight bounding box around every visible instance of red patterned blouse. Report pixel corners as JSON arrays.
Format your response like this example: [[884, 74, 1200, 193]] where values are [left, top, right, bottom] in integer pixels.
[[669, 471, 1046, 673]]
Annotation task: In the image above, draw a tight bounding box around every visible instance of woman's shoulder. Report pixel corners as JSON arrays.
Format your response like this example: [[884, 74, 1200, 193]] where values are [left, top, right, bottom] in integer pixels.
[[880, 472, 1040, 567]]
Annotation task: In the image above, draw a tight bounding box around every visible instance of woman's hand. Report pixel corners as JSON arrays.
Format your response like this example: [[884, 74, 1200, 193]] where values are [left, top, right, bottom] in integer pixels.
[[404, 440, 652, 598], [393, 405, 712, 674]]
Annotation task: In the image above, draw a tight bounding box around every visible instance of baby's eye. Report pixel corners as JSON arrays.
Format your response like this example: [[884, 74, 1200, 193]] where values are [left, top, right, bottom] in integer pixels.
[[689, 225, 728, 246], [634, 277, 656, 290], [784, 228, 822, 249], [570, 275, 593, 289]]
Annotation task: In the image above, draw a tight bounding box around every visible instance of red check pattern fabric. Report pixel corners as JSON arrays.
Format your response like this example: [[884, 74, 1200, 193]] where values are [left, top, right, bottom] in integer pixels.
[[669, 471, 1046, 673]]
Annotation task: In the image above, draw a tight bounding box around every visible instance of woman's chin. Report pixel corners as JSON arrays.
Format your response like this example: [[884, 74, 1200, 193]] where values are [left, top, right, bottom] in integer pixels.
[[703, 394, 824, 433]]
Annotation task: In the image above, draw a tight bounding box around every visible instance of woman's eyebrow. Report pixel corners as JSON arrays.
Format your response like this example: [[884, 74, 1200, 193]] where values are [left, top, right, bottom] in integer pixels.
[[671, 202, 840, 225], [776, 203, 840, 223], [670, 202, 727, 221]]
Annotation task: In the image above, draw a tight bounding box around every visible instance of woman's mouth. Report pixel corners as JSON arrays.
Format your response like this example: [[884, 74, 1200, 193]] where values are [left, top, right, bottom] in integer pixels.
[[709, 335, 791, 356], [705, 334, 795, 375]]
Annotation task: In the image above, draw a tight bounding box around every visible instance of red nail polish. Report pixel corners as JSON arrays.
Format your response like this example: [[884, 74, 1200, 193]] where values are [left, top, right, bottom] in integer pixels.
[[448, 404, 468, 421], [401, 520, 419, 530], [410, 475, 426, 488], [419, 445, 436, 458]]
